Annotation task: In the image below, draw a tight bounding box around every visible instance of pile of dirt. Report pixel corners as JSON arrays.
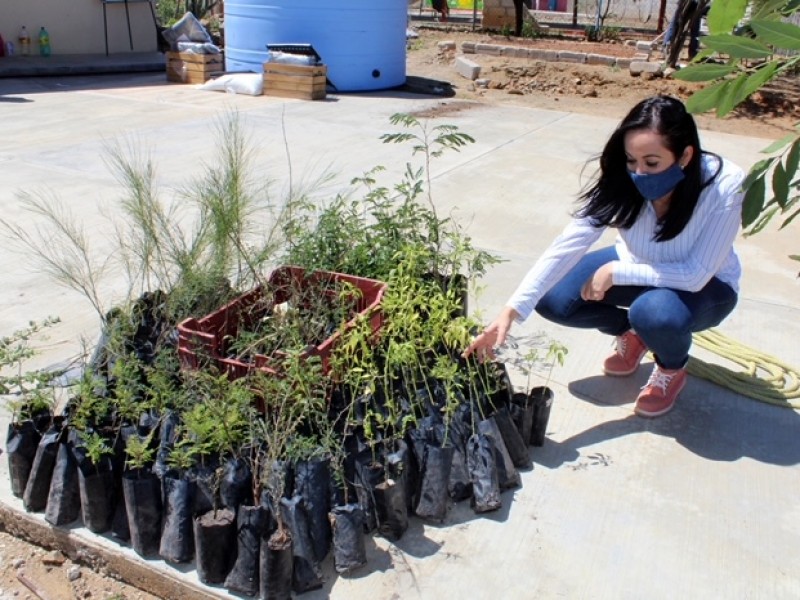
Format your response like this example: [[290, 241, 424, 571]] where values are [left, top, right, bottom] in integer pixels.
[[406, 25, 798, 140]]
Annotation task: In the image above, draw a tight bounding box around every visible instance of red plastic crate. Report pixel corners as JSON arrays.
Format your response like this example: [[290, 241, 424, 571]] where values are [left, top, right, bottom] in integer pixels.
[[177, 266, 386, 378]]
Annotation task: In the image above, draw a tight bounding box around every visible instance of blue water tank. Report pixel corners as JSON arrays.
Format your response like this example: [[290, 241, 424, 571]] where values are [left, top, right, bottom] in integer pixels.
[[224, 0, 408, 92]]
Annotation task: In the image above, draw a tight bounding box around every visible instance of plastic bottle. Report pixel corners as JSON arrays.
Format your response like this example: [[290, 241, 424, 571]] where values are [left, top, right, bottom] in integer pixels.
[[18, 26, 30, 56], [38, 27, 50, 57]]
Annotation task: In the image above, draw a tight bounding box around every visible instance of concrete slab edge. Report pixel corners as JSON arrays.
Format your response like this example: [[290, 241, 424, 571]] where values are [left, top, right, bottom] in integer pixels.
[[0, 61, 165, 78], [0, 500, 222, 600]]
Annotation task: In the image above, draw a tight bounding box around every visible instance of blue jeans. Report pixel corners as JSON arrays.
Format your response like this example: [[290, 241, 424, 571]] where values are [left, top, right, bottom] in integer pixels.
[[535, 246, 738, 369]]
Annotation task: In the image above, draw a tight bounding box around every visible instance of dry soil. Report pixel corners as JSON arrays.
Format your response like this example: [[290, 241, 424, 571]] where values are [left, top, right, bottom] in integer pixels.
[[405, 24, 799, 140]]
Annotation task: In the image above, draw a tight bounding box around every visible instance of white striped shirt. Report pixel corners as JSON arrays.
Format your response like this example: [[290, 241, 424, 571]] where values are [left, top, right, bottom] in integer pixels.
[[507, 154, 745, 322]]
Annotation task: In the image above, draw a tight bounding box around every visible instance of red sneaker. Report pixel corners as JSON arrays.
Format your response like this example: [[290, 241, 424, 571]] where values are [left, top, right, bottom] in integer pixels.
[[602, 331, 647, 376], [634, 365, 687, 418]]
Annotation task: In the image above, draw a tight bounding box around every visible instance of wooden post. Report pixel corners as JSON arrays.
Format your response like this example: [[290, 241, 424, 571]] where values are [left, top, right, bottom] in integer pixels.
[[657, 0, 667, 33]]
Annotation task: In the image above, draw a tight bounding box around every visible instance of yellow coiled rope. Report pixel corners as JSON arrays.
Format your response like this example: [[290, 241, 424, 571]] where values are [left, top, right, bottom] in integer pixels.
[[684, 329, 800, 409]]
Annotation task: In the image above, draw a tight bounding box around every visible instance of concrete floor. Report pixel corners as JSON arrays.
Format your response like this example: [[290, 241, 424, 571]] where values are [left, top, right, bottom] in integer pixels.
[[1, 62, 799, 600]]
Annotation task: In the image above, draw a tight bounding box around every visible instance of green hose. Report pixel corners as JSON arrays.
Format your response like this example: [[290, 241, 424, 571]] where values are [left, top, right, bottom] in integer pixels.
[[684, 329, 800, 409]]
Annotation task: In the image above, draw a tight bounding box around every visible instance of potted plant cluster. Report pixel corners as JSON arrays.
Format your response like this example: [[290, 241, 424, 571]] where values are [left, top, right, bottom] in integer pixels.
[[2, 112, 567, 597]]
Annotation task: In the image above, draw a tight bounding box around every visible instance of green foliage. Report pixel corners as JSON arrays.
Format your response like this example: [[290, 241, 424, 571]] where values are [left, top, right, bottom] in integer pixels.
[[1, 318, 61, 422], [674, 0, 800, 270], [674, 1, 800, 117], [125, 429, 157, 471], [185, 0, 219, 21], [248, 352, 328, 527], [521, 20, 543, 40], [584, 25, 621, 42], [80, 430, 114, 466], [284, 113, 497, 285], [502, 333, 568, 392], [2, 112, 285, 329], [180, 371, 255, 461], [156, 0, 219, 26]]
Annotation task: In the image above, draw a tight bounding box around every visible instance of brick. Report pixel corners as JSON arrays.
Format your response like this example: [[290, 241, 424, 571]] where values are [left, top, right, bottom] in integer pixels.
[[586, 53, 616, 66], [636, 40, 653, 53], [629, 61, 662, 76], [527, 48, 555, 61], [557, 51, 587, 64], [461, 41, 476, 54], [615, 58, 632, 69], [455, 55, 481, 80], [438, 41, 456, 51], [475, 43, 501, 56]]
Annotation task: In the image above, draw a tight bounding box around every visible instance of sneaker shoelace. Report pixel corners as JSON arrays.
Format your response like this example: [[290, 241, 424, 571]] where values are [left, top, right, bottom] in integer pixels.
[[615, 335, 628, 357], [643, 368, 674, 393]]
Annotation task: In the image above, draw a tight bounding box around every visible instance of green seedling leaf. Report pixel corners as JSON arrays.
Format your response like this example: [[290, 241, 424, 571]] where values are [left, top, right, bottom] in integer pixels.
[[772, 162, 789, 208], [785, 140, 800, 180], [672, 63, 736, 82], [753, 0, 793, 19], [750, 20, 800, 50], [762, 132, 799, 154], [742, 175, 766, 228], [780, 203, 800, 229], [702, 34, 774, 59], [742, 157, 774, 191], [745, 205, 778, 236], [707, 0, 748, 35], [740, 61, 780, 99], [685, 79, 729, 114], [717, 72, 748, 116]]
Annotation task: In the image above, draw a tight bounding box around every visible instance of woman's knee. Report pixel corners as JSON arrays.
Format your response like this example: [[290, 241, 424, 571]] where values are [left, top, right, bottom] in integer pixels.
[[535, 290, 575, 324], [629, 289, 691, 335]]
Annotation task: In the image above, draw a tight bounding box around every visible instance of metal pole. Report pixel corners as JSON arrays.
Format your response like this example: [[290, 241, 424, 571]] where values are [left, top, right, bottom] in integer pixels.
[[473, 0, 478, 31]]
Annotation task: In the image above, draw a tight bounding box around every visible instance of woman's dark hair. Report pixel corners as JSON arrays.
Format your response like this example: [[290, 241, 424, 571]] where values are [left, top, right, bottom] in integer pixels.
[[575, 95, 721, 241]]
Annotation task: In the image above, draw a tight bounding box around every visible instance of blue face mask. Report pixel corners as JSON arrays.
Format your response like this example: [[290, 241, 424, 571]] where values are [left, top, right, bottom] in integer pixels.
[[628, 161, 685, 202]]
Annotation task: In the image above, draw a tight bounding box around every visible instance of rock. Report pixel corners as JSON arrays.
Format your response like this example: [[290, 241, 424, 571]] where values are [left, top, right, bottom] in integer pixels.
[[455, 56, 481, 80], [68, 566, 82, 581], [508, 88, 523, 95], [42, 550, 66, 566], [475, 78, 490, 88], [583, 85, 598, 97], [629, 61, 662, 77], [12, 558, 25, 569]]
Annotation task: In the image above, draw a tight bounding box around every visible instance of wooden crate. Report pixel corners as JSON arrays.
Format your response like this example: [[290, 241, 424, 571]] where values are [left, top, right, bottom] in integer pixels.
[[166, 51, 224, 84], [262, 63, 327, 100]]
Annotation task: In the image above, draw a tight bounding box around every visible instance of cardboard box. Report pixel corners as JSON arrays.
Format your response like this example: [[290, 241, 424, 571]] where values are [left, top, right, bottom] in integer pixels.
[[166, 51, 224, 84], [262, 63, 327, 100]]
